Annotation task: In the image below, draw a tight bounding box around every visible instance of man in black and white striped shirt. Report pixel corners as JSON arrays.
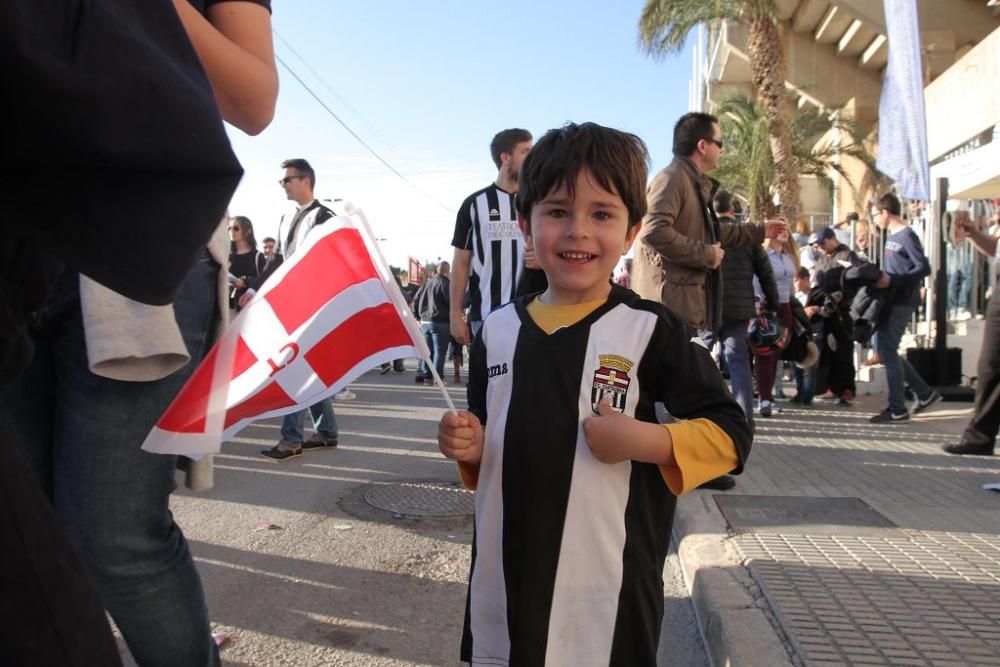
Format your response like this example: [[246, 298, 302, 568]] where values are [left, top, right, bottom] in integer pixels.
[[450, 129, 533, 344]]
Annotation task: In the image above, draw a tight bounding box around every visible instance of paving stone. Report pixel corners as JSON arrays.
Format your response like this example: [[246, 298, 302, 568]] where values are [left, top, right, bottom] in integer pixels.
[[700, 396, 1000, 667], [886, 659, 929, 667]]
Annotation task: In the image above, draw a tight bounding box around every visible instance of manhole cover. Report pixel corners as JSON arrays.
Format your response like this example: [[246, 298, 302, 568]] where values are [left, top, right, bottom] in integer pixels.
[[714, 495, 900, 537], [364, 481, 474, 517]]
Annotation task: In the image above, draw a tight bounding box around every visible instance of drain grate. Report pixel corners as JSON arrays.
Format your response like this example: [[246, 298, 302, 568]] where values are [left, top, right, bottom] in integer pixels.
[[364, 481, 474, 517], [714, 495, 899, 537]]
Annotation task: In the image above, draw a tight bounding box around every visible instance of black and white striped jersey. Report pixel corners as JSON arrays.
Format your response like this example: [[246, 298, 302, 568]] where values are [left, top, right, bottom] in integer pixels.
[[452, 184, 525, 322], [461, 286, 752, 666]]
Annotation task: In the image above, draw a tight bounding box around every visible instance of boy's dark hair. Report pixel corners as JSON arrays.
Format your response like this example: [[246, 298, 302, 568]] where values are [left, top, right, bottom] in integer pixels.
[[281, 158, 316, 188], [713, 190, 734, 216], [261, 236, 276, 244], [490, 129, 532, 169], [846, 211, 860, 222], [673, 112, 719, 157], [876, 192, 901, 217], [515, 122, 650, 228], [796, 266, 810, 279]]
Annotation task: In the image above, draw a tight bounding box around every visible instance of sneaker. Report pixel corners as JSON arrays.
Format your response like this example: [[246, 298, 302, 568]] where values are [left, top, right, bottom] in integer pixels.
[[870, 407, 909, 423], [759, 400, 772, 418], [414, 374, 427, 384], [942, 440, 994, 456], [698, 474, 736, 491], [841, 389, 855, 401], [302, 434, 338, 450], [334, 389, 356, 401], [912, 391, 943, 414], [817, 391, 837, 401], [837, 398, 852, 406], [260, 442, 303, 461]]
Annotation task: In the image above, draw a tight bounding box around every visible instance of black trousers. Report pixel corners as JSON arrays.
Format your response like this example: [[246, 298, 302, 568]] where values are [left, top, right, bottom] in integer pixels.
[[964, 280, 1000, 446]]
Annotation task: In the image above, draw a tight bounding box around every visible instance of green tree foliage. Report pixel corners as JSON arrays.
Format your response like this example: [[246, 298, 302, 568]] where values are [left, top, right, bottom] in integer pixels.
[[639, 0, 804, 224], [713, 92, 887, 220]]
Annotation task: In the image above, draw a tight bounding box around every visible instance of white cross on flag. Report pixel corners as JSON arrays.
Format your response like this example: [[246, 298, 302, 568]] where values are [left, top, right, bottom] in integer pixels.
[[142, 208, 432, 458]]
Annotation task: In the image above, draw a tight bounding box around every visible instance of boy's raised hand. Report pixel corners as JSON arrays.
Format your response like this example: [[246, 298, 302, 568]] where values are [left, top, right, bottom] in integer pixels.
[[438, 410, 484, 464], [584, 398, 676, 466], [583, 399, 635, 464]]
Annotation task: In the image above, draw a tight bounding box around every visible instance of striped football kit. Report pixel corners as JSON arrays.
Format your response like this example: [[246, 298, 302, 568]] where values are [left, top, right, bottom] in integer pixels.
[[461, 286, 752, 666], [452, 184, 525, 322]]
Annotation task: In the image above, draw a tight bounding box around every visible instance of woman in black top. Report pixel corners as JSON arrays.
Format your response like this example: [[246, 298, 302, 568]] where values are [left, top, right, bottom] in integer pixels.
[[228, 215, 266, 311]]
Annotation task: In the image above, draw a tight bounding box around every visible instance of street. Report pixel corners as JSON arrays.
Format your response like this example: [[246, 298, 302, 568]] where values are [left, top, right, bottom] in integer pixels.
[[144, 364, 708, 666]]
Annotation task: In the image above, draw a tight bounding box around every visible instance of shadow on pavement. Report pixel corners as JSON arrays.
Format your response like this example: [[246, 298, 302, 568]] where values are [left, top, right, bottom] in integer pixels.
[[190, 540, 468, 664]]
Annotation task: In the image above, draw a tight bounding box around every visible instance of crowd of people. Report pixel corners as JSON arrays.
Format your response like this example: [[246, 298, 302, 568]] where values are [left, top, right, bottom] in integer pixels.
[[6, 3, 998, 661], [225, 119, 997, 666]]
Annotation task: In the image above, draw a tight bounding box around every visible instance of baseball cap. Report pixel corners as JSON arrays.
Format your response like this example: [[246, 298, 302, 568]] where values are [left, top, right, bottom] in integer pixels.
[[812, 227, 836, 244]]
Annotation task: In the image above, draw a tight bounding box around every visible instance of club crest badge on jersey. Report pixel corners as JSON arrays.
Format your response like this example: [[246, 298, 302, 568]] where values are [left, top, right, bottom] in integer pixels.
[[591, 354, 634, 414]]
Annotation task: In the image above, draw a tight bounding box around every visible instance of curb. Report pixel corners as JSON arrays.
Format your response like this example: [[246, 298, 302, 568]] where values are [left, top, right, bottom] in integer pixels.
[[673, 491, 797, 667]]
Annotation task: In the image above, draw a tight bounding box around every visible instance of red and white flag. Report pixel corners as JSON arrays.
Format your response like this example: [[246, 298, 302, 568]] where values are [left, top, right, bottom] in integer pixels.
[[142, 209, 435, 458]]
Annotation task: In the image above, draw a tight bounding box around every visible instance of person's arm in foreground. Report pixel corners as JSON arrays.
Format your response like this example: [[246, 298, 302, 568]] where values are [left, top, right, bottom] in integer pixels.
[[958, 219, 999, 258], [172, 0, 278, 135]]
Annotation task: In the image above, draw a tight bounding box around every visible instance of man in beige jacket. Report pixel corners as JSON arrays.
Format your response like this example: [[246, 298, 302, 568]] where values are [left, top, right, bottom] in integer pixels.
[[633, 112, 785, 333], [632, 112, 786, 490]]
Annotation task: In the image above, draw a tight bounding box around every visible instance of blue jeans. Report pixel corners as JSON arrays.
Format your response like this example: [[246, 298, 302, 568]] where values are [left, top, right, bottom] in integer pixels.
[[0, 257, 220, 666], [717, 319, 754, 420], [418, 321, 450, 379], [793, 364, 815, 404], [280, 399, 338, 443], [876, 304, 933, 412]]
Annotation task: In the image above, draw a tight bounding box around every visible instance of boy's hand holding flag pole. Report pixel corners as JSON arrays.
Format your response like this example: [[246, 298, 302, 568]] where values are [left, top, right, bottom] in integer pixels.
[[142, 207, 455, 459]]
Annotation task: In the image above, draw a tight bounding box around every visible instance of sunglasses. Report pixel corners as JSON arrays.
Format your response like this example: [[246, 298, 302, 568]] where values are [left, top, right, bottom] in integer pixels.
[[279, 175, 304, 185], [705, 137, 724, 149]]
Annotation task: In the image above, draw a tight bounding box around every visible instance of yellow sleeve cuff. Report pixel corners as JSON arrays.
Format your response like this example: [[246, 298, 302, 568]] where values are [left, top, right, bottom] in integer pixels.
[[457, 461, 480, 490], [658, 419, 739, 495]]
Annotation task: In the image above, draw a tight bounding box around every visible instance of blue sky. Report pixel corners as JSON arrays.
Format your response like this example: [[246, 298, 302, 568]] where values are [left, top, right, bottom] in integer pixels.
[[226, 0, 694, 268]]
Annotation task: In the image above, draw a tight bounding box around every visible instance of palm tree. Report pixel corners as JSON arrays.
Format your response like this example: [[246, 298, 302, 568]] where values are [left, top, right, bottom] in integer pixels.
[[710, 93, 774, 219], [639, 0, 802, 224], [712, 92, 887, 221]]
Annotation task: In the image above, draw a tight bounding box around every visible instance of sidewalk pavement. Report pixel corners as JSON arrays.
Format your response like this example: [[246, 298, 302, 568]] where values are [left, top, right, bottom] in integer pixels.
[[675, 391, 1000, 667]]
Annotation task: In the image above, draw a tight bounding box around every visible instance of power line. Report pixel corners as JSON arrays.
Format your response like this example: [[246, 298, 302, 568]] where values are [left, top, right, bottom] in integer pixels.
[[272, 30, 425, 174], [273, 53, 455, 216]]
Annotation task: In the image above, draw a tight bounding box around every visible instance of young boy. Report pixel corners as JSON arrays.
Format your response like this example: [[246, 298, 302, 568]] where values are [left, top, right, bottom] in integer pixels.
[[791, 266, 816, 406], [437, 122, 752, 666]]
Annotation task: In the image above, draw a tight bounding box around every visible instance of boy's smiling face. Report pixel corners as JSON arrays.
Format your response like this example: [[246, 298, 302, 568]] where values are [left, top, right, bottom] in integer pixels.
[[521, 168, 639, 305]]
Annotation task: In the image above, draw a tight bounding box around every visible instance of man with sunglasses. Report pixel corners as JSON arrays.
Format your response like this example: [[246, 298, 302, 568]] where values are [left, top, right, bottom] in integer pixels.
[[632, 112, 787, 491], [243, 158, 341, 460], [241, 159, 329, 303]]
